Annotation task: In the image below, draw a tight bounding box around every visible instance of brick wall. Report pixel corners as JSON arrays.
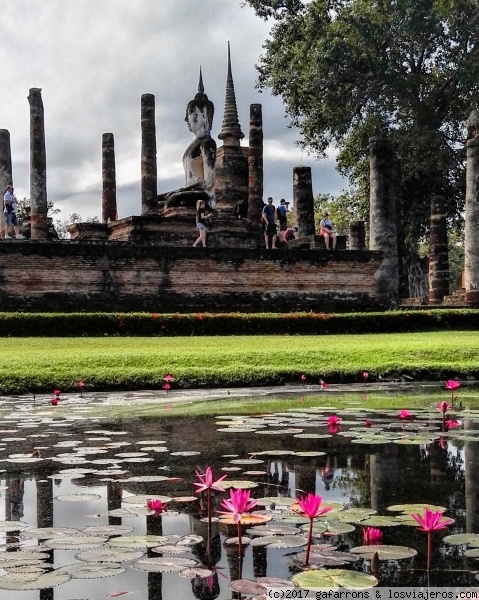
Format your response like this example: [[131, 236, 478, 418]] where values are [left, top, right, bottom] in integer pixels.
[[0, 241, 385, 312]]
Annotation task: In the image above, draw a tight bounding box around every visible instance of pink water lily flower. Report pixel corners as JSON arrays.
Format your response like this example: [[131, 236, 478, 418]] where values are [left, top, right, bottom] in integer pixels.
[[363, 527, 382, 544], [296, 493, 332, 519], [163, 373, 173, 382], [218, 488, 258, 524], [327, 415, 340, 426], [399, 409, 411, 420], [193, 466, 227, 494], [437, 401, 451, 414], [445, 380, 460, 391], [411, 507, 453, 532], [295, 493, 332, 565], [362, 371, 369, 382], [445, 419, 459, 430], [146, 499, 168, 517], [300, 373, 306, 383], [53, 389, 60, 397]]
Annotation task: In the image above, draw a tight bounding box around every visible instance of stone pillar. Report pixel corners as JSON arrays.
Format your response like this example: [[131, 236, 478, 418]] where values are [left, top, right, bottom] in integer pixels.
[[349, 221, 365, 250], [428, 195, 449, 304], [28, 88, 49, 239], [141, 94, 157, 216], [293, 166, 315, 238], [102, 133, 117, 223], [247, 104, 263, 224], [0, 129, 13, 237], [465, 133, 479, 305], [369, 137, 398, 302]]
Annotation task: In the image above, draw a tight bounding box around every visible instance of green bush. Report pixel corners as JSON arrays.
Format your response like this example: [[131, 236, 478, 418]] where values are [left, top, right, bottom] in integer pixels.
[[0, 309, 478, 337]]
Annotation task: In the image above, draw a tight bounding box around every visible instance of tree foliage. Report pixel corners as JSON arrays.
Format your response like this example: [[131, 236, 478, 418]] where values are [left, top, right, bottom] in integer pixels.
[[243, 0, 479, 245]]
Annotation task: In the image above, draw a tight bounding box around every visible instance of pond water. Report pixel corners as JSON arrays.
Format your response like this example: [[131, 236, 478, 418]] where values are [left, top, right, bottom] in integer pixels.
[[0, 392, 478, 599]]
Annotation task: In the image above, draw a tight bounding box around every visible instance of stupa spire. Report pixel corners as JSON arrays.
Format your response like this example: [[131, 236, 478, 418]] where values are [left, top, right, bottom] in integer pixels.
[[198, 66, 204, 94], [218, 42, 244, 145]]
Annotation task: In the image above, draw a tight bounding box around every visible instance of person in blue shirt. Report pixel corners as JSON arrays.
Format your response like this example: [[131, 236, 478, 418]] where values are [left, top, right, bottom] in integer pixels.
[[262, 197, 278, 249]]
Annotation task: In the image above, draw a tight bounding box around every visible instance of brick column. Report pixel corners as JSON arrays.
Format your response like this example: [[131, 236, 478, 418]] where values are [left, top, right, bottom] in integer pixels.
[[293, 166, 315, 238], [428, 195, 449, 304], [28, 88, 49, 239], [369, 137, 398, 302], [247, 103, 263, 224], [102, 133, 117, 223], [465, 134, 479, 305], [349, 221, 365, 250], [141, 94, 157, 215], [0, 129, 12, 237]]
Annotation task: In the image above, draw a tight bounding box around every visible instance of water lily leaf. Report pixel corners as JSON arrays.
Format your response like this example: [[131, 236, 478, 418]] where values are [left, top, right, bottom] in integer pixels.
[[229, 578, 269, 595], [256, 576, 295, 588], [255, 497, 295, 507], [56, 562, 126, 578], [293, 451, 327, 457], [229, 458, 265, 464], [0, 521, 30, 532], [350, 545, 417, 560], [357, 516, 402, 527], [21, 527, 80, 539], [387, 503, 448, 513], [293, 568, 377, 590], [351, 436, 391, 444], [293, 549, 359, 567], [324, 522, 356, 534], [0, 551, 50, 562], [107, 535, 168, 549], [246, 525, 301, 536], [443, 534, 479, 546], [250, 535, 308, 548], [151, 545, 189, 554], [464, 549, 479, 558], [179, 567, 213, 578], [80, 525, 134, 536], [54, 493, 101, 502], [169, 451, 201, 456], [217, 480, 258, 489], [132, 557, 197, 572], [75, 548, 145, 562], [0, 570, 72, 590], [42, 536, 109, 550], [122, 494, 172, 505], [0, 558, 47, 568], [218, 513, 271, 526], [224, 536, 252, 545]]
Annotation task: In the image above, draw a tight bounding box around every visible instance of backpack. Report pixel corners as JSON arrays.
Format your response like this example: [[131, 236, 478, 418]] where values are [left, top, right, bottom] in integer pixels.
[[277, 205, 286, 218]]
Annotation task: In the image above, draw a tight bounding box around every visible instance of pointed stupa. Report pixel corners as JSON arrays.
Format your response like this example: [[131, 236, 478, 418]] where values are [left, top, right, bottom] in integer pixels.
[[198, 66, 204, 94], [218, 42, 244, 146]]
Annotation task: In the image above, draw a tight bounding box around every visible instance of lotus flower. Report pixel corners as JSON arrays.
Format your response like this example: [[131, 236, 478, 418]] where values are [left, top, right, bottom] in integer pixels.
[[77, 380, 84, 397], [219, 488, 258, 558], [163, 383, 171, 395], [411, 507, 453, 570], [438, 437, 448, 449], [362, 371, 369, 383], [363, 527, 382, 544], [327, 415, 340, 426], [300, 373, 306, 384], [445, 419, 459, 430], [219, 488, 258, 524], [53, 389, 60, 397], [51, 397, 58, 406], [328, 424, 339, 435], [294, 493, 332, 565], [445, 379, 460, 407], [163, 373, 173, 382], [365, 420, 371, 428], [319, 379, 328, 388], [399, 409, 411, 420], [194, 466, 227, 494], [146, 499, 168, 517], [437, 401, 451, 414]]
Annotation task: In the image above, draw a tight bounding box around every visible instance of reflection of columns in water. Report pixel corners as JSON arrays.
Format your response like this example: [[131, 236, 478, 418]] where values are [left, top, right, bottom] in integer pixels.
[[429, 435, 448, 488], [148, 571, 163, 600], [5, 477, 25, 544], [225, 538, 245, 586], [293, 462, 316, 495], [252, 544, 267, 578], [36, 476, 53, 528], [464, 420, 479, 532], [369, 445, 398, 512], [108, 480, 123, 526]]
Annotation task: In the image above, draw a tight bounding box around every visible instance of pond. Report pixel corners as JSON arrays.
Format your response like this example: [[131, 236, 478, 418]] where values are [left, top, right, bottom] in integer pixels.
[[0, 390, 478, 599]]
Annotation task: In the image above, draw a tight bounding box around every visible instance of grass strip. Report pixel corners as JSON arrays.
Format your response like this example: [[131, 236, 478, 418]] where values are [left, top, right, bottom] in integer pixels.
[[1, 331, 479, 394]]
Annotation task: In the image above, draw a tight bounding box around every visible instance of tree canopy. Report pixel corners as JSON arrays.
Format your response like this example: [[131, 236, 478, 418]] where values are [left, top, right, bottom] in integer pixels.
[[244, 0, 479, 245]]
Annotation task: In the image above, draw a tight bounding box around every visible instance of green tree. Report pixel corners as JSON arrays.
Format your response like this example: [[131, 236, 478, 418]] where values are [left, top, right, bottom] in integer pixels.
[[243, 0, 479, 248]]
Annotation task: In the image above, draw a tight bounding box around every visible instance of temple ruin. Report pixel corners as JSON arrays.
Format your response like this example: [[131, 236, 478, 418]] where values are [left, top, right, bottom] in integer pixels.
[[1, 47, 472, 312]]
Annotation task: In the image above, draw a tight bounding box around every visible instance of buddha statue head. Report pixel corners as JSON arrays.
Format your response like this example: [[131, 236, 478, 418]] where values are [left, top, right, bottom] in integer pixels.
[[185, 69, 214, 138]]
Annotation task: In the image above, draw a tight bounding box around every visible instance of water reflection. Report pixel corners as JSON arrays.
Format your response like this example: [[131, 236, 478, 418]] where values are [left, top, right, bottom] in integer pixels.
[[0, 405, 477, 598]]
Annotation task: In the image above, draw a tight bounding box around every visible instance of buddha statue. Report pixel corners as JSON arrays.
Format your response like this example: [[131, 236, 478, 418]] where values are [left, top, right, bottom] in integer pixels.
[[159, 70, 217, 210]]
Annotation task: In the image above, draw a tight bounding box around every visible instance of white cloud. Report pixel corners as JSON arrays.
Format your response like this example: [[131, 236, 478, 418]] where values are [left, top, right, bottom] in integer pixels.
[[1, 0, 346, 221]]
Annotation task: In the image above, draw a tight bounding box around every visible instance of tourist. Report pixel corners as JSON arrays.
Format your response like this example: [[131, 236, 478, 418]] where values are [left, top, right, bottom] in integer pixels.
[[277, 198, 289, 233], [3, 185, 24, 240], [193, 199, 212, 247], [262, 197, 278, 249], [319, 212, 336, 250], [283, 225, 298, 242]]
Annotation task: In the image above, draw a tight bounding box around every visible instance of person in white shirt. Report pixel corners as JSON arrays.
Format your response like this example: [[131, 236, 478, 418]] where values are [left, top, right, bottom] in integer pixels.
[[319, 212, 336, 250], [3, 185, 24, 240]]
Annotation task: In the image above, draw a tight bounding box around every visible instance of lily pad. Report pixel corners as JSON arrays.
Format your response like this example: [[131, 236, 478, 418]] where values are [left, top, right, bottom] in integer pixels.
[[293, 568, 377, 590], [42, 536, 109, 550], [56, 562, 126, 578], [132, 557, 197, 572], [230, 577, 294, 595], [54, 493, 101, 502], [250, 535, 308, 548], [107, 535, 169, 549], [80, 525, 134, 536], [387, 503, 447, 513], [293, 549, 359, 567], [217, 480, 258, 490], [443, 533, 479, 547], [122, 494, 172, 505], [246, 525, 301, 536], [75, 548, 145, 562], [0, 570, 72, 590], [357, 516, 402, 527], [350, 545, 417, 560]]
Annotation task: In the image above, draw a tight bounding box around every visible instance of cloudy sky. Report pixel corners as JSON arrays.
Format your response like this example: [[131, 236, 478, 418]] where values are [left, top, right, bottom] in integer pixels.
[[1, 0, 346, 221]]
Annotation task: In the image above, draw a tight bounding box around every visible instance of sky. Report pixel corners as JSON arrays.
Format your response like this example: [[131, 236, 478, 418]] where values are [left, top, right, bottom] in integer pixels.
[[1, 0, 346, 221]]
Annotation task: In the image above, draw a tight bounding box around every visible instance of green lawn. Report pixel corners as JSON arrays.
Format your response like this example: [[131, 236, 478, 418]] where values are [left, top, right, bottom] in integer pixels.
[[2, 331, 479, 394]]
